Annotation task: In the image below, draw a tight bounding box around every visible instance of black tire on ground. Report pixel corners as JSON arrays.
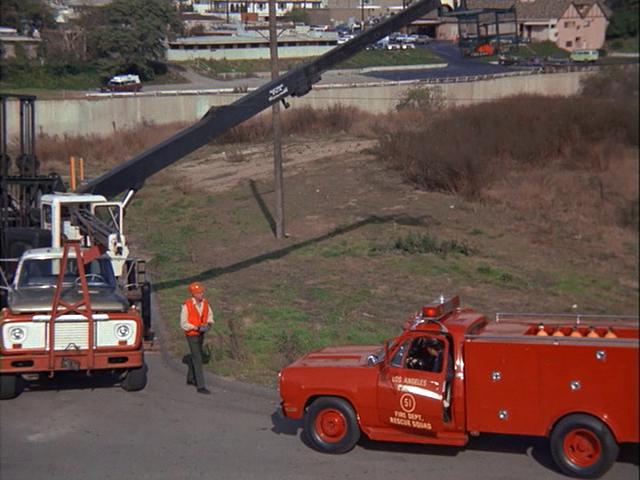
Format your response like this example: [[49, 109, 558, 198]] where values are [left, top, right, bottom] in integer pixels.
[[0, 374, 24, 400], [304, 396, 360, 454], [550, 413, 619, 479], [121, 363, 148, 392]]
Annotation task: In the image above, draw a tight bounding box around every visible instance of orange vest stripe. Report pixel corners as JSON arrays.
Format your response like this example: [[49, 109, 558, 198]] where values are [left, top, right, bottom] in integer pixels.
[[184, 299, 209, 336]]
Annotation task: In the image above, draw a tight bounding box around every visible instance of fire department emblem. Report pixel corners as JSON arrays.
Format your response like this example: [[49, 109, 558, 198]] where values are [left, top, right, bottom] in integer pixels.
[[400, 393, 416, 413]]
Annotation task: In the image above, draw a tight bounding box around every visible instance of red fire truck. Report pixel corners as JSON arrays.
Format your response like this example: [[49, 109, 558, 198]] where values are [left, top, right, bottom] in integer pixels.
[[279, 296, 638, 478]]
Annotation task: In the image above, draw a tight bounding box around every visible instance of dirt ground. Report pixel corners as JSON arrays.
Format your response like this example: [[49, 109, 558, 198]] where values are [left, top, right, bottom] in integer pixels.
[[127, 133, 639, 384]]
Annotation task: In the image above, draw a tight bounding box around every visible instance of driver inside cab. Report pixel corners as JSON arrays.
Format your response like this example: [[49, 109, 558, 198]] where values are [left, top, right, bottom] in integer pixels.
[[407, 337, 443, 373]]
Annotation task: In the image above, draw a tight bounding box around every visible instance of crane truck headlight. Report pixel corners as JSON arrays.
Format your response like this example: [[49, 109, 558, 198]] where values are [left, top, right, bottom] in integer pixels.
[[114, 323, 133, 340], [8, 326, 27, 343]]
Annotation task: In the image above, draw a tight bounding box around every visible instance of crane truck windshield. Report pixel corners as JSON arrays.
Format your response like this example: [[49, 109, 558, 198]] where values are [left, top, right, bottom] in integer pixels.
[[17, 257, 116, 289]]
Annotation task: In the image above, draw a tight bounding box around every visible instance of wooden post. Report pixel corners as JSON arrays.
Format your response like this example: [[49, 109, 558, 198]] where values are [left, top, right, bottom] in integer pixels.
[[79, 157, 85, 182], [69, 156, 76, 191], [269, 0, 285, 239]]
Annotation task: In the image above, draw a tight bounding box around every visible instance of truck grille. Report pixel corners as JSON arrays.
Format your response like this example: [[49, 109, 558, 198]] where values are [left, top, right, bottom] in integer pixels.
[[53, 322, 88, 350]]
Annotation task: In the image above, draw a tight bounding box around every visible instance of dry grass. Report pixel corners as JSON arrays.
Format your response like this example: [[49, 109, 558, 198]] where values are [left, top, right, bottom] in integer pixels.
[[23, 73, 638, 238], [217, 104, 372, 144], [31, 121, 189, 176], [376, 94, 638, 198], [483, 152, 639, 249], [24, 105, 374, 176]]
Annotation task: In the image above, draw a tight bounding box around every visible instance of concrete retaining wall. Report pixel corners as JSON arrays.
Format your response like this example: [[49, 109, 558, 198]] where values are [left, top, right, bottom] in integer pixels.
[[168, 45, 335, 61], [5, 71, 591, 139]]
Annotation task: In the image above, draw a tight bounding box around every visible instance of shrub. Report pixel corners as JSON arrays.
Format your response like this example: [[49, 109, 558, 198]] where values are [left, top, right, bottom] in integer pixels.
[[376, 93, 639, 199], [384, 233, 475, 257]]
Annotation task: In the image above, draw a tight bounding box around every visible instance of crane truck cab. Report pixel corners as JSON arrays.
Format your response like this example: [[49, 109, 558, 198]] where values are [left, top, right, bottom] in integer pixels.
[[0, 244, 147, 399], [34, 192, 152, 340], [279, 295, 639, 479], [39, 192, 131, 276]]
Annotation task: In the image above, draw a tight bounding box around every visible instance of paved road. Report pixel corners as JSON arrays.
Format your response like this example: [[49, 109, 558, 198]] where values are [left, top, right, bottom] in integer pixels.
[[1, 348, 637, 480], [362, 41, 516, 82], [143, 41, 515, 93]]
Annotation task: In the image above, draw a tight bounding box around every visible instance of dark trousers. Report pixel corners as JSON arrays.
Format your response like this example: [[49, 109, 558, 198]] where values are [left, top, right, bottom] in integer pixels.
[[185, 334, 206, 389]]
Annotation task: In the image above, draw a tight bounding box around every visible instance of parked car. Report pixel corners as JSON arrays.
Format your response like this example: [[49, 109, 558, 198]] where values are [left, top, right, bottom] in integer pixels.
[[570, 49, 599, 63], [101, 74, 142, 93], [498, 54, 520, 66], [414, 34, 431, 45]]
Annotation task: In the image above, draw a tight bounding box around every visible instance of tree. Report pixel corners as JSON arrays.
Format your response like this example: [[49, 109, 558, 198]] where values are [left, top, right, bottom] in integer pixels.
[[284, 8, 311, 25], [0, 0, 55, 33], [605, 0, 639, 38], [86, 0, 183, 80]]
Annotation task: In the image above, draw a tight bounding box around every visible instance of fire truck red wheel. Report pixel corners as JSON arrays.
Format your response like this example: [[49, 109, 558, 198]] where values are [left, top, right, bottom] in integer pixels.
[[0, 374, 24, 400], [305, 397, 360, 454], [550, 414, 619, 478]]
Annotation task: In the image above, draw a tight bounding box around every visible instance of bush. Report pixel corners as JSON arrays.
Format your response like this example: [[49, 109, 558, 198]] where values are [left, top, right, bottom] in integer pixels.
[[216, 104, 360, 144], [376, 92, 639, 199], [384, 233, 475, 257], [580, 66, 639, 100], [396, 86, 444, 112]]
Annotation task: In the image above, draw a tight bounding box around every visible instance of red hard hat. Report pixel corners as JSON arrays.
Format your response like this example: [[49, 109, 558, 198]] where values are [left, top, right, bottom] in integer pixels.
[[188, 282, 204, 294]]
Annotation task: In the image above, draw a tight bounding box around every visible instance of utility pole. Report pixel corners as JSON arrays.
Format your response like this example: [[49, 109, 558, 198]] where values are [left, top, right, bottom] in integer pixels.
[[268, 0, 285, 239]]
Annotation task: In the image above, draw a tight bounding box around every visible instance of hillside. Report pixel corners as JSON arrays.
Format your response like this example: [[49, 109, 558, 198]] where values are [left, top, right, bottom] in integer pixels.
[[124, 132, 638, 386], [30, 70, 638, 386]]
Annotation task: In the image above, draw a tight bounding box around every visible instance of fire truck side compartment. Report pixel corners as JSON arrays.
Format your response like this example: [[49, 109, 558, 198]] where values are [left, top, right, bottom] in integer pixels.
[[464, 336, 639, 442]]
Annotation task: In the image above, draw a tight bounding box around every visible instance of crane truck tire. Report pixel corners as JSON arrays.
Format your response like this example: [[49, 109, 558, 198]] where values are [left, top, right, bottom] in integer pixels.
[[550, 413, 619, 479], [304, 396, 360, 454], [0, 373, 24, 400], [121, 362, 148, 392]]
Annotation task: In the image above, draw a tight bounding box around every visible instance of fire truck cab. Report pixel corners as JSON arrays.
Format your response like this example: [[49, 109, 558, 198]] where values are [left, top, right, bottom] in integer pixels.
[[279, 296, 639, 478]]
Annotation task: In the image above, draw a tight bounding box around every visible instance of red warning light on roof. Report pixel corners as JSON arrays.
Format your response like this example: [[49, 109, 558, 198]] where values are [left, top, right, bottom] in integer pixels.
[[422, 295, 460, 319]]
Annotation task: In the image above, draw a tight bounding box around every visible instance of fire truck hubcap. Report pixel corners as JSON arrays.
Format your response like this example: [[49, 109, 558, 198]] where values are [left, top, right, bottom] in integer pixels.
[[315, 408, 347, 443], [563, 428, 601, 467]]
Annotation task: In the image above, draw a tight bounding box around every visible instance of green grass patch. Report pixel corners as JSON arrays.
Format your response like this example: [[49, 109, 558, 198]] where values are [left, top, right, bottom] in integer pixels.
[[0, 62, 102, 90], [189, 58, 307, 77], [336, 48, 441, 68], [381, 232, 475, 257], [0, 61, 189, 92], [477, 263, 513, 282], [188, 48, 440, 78], [551, 274, 614, 296], [519, 41, 570, 58]]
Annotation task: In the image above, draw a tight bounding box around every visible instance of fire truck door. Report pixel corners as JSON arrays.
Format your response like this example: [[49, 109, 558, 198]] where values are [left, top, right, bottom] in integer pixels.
[[377, 334, 449, 435]]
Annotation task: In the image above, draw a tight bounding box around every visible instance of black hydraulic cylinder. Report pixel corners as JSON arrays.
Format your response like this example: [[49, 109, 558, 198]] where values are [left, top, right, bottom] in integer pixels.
[[141, 281, 152, 340], [78, 0, 441, 199]]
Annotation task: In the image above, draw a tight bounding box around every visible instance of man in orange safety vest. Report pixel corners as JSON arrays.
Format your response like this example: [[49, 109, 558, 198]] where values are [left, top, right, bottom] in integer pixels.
[[180, 282, 214, 394]]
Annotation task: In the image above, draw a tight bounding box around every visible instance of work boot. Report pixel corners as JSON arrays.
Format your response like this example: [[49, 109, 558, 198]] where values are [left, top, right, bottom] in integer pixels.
[[186, 379, 195, 386], [197, 387, 211, 395]]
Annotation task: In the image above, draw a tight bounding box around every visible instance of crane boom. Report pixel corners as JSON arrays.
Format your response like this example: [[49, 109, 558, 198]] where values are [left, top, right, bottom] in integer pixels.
[[78, 0, 441, 198]]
